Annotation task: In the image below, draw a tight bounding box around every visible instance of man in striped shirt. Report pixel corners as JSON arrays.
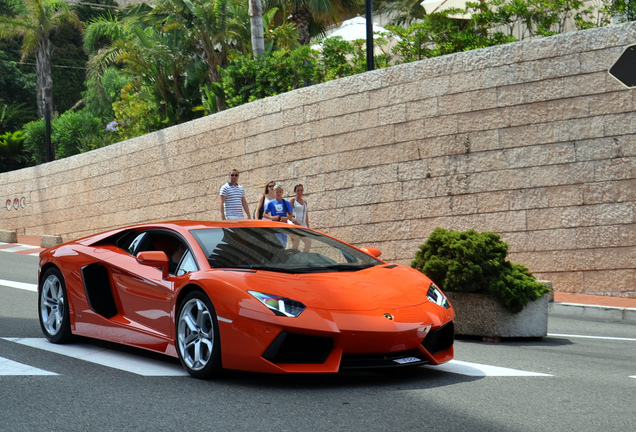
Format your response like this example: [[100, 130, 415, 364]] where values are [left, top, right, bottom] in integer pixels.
[[220, 169, 251, 220]]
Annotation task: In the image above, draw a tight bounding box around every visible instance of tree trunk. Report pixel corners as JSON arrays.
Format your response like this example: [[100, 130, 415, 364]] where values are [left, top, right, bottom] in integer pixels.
[[290, 6, 312, 46], [209, 60, 226, 112], [35, 36, 53, 120], [249, 0, 265, 57]]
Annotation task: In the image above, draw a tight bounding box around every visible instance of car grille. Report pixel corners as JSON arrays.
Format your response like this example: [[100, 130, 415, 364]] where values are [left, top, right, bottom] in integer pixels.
[[262, 332, 333, 364], [422, 321, 455, 354]]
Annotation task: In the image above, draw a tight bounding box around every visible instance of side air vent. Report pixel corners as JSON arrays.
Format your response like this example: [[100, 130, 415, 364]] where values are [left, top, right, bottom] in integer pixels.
[[422, 321, 454, 354], [82, 263, 118, 319]]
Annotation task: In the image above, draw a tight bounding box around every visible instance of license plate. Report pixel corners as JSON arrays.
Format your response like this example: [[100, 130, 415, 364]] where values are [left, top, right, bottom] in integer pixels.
[[393, 357, 421, 364]]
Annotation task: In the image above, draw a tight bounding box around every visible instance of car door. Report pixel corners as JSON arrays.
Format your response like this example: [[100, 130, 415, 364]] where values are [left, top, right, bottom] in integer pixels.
[[108, 230, 191, 346]]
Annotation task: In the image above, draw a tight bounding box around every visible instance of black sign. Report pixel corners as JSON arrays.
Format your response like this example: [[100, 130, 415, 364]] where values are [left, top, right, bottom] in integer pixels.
[[609, 44, 636, 88]]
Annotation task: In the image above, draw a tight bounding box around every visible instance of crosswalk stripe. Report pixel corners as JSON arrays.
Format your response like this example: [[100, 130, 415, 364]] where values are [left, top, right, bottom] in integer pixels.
[[4, 337, 554, 378], [3, 338, 188, 377], [424, 359, 552, 377], [0, 356, 57, 376], [0, 279, 38, 292]]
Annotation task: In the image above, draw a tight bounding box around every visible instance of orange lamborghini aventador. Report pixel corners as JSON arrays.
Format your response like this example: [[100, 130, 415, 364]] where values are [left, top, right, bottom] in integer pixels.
[[38, 220, 455, 378]]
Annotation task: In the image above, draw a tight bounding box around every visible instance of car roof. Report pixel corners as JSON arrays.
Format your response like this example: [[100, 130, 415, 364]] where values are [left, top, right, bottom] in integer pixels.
[[75, 220, 293, 246]]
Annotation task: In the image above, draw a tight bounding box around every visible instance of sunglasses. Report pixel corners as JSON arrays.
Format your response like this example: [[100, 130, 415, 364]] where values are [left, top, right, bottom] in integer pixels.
[[230, 174, 239, 177]]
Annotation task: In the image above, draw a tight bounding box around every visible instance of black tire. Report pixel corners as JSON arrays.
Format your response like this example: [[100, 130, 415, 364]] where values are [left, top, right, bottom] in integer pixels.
[[38, 267, 72, 343], [176, 291, 222, 379]]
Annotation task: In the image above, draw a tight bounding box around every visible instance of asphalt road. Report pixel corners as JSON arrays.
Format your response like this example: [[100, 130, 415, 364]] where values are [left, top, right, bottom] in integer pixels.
[[0, 252, 634, 432]]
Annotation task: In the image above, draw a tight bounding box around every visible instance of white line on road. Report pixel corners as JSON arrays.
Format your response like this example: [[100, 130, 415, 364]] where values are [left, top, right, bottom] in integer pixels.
[[0, 279, 38, 292], [424, 360, 552, 377], [548, 333, 636, 342], [3, 338, 554, 378], [0, 356, 57, 376], [3, 338, 188, 377]]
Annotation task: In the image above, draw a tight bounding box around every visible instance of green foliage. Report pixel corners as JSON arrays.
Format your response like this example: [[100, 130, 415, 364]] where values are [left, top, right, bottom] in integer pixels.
[[52, 109, 102, 158], [315, 36, 365, 80], [21, 117, 47, 163], [49, 20, 88, 113], [0, 129, 30, 172], [0, 45, 37, 114], [82, 66, 131, 120], [222, 46, 317, 108], [21, 108, 103, 164], [388, 10, 516, 63], [111, 81, 164, 140], [605, 0, 636, 22], [1, 102, 36, 133], [222, 38, 392, 109], [412, 228, 551, 313]]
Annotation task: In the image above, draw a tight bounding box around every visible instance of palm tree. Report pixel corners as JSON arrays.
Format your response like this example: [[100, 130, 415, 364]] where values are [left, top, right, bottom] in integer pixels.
[[0, 0, 81, 119], [84, 11, 199, 126], [151, 0, 249, 111], [250, 0, 265, 56], [266, 0, 364, 45], [374, 0, 427, 26]]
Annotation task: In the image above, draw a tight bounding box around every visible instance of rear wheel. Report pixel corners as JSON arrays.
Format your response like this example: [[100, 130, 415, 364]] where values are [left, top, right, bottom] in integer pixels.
[[38, 268, 72, 343], [176, 291, 222, 379]]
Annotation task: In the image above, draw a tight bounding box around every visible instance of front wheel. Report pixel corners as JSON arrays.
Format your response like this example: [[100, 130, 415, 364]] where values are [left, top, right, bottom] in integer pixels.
[[38, 267, 72, 343], [176, 291, 222, 379]]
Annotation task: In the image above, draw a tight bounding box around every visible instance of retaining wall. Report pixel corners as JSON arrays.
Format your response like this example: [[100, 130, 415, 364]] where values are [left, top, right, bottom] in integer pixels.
[[2, 23, 635, 297]]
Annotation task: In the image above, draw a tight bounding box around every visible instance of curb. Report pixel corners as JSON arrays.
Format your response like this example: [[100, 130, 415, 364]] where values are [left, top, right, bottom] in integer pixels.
[[549, 302, 636, 322]]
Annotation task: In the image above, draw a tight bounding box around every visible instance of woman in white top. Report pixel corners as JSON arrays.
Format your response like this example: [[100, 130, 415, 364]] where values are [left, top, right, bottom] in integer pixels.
[[290, 184, 309, 227], [254, 180, 276, 219], [289, 184, 311, 251]]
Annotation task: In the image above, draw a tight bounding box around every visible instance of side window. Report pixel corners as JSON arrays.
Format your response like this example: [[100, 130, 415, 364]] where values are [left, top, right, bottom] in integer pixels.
[[176, 250, 197, 276], [126, 232, 147, 256]]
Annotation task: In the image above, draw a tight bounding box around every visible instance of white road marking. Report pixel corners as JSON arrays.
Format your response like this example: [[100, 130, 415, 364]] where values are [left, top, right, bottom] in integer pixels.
[[424, 360, 552, 377], [0, 279, 38, 292], [3, 338, 188, 377], [0, 356, 57, 376], [548, 333, 636, 342], [4, 337, 555, 377]]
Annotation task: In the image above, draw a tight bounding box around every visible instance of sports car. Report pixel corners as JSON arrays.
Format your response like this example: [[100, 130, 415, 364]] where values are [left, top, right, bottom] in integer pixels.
[[38, 220, 455, 378]]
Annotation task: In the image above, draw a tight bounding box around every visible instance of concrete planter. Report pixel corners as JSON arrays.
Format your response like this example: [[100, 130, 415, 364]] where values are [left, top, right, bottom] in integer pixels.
[[446, 290, 550, 340]]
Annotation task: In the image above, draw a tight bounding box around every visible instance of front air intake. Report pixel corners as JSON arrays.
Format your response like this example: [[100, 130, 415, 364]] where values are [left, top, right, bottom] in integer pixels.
[[422, 321, 455, 354], [262, 332, 333, 364]]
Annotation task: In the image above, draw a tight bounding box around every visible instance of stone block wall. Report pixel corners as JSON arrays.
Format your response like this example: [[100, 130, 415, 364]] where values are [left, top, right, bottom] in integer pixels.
[[1, 23, 635, 297]]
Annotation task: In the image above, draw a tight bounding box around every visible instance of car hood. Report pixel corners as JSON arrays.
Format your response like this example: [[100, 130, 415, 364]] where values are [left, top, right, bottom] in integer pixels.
[[216, 264, 433, 311]]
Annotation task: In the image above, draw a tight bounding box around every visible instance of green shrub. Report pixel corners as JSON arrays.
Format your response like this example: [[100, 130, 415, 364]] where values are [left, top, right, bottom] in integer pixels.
[[22, 118, 47, 164], [53, 109, 102, 158], [22, 109, 104, 164], [411, 228, 551, 313]]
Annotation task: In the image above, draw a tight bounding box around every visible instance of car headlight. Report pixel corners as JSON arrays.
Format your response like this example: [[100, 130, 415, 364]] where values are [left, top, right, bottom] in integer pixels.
[[427, 283, 450, 309], [248, 291, 306, 317]]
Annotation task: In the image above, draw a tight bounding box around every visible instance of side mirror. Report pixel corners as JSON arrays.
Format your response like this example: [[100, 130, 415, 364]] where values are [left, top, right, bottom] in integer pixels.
[[137, 251, 170, 279], [360, 246, 382, 258]]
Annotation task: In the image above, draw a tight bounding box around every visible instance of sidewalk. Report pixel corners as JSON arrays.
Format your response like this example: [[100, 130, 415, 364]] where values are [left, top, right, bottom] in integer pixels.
[[550, 292, 636, 322]]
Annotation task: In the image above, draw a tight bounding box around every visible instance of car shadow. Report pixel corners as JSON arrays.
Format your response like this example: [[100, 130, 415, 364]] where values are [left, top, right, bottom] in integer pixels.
[[76, 337, 483, 390]]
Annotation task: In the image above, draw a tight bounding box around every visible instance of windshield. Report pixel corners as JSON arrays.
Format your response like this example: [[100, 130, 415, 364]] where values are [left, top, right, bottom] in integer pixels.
[[190, 227, 382, 273]]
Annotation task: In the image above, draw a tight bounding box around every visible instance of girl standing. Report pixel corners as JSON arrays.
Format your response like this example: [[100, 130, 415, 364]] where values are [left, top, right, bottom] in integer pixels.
[[289, 184, 309, 228], [254, 181, 276, 219], [289, 184, 311, 251]]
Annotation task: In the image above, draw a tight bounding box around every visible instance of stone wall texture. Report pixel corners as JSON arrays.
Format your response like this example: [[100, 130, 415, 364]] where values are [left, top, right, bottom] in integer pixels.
[[2, 23, 635, 297]]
